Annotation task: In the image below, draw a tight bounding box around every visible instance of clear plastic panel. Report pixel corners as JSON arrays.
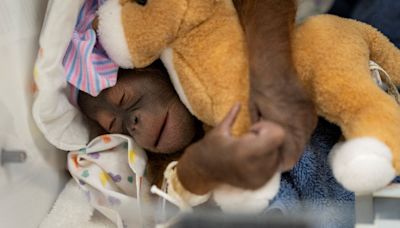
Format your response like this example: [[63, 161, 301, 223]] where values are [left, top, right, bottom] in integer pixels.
[[0, 0, 68, 227]]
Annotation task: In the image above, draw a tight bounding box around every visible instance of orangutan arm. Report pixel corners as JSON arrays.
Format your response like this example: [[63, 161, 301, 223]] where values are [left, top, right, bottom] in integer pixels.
[[234, 0, 296, 74], [233, 0, 317, 171]]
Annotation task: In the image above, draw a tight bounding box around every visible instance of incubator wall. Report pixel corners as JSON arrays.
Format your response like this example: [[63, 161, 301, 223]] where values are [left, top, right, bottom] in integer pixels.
[[0, 0, 68, 227]]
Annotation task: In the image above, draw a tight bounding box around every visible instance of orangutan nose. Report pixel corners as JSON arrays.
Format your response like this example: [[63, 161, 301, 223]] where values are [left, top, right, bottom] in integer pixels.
[[126, 114, 139, 134]]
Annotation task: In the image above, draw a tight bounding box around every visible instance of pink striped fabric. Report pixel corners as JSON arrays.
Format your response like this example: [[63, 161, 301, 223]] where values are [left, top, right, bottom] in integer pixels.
[[63, 0, 118, 99]]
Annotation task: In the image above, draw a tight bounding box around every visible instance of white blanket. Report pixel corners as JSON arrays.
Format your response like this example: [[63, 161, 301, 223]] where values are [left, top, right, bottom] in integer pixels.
[[40, 179, 116, 228], [33, 1, 151, 227]]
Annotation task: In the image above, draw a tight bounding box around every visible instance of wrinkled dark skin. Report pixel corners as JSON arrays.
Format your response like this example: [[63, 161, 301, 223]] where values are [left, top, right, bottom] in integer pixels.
[[79, 63, 285, 193], [233, 0, 317, 172], [177, 104, 284, 194]]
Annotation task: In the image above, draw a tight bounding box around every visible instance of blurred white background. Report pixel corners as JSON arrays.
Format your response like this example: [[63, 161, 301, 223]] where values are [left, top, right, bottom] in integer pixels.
[[0, 0, 68, 227]]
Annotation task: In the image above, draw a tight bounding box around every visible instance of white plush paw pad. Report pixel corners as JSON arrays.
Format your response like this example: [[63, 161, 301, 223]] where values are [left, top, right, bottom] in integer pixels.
[[212, 172, 281, 214], [329, 137, 395, 193]]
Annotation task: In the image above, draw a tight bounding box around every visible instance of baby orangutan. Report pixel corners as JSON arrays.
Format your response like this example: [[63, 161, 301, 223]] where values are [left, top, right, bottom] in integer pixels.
[[78, 61, 284, 194]]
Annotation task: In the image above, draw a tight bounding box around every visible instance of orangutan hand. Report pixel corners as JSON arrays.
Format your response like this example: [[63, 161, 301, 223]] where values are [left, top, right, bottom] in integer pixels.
[[177, 104, 284, 195]]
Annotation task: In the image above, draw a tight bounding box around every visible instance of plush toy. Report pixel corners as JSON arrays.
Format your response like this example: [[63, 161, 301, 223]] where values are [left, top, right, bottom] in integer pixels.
[[97, 0, 280, 213], [293, 15, 400, 193], [97, 0, 250, 136], [97, 0, 400, 212]]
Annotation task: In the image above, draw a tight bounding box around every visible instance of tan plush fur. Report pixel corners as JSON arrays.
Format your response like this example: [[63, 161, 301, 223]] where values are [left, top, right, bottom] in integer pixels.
[[119, 0, 250, 135], [120, 0, 186, 67], [101, 2, 400, 174], [169, 0, 250, 135], [293, 15, 400, 172]]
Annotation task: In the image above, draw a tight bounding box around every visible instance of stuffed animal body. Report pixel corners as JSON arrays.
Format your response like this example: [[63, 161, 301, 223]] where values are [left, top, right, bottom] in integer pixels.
[[98, 0, 400, 213]]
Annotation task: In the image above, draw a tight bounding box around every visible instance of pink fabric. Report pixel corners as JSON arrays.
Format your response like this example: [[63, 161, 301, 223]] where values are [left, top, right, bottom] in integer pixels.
[[63, 0, 118, 98]]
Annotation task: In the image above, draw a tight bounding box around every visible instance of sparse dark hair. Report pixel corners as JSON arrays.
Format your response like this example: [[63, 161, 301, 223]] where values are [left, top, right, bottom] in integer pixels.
[[78, 59, 169, 118]]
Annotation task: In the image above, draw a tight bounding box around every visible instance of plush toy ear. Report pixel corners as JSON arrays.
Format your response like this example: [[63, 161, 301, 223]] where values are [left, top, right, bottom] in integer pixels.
[[98, 0, 134, 68], [98, 0, 187, 68]]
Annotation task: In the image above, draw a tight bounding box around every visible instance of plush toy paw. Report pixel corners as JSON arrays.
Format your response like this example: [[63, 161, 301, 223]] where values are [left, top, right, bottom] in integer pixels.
[[212, 172, 281, 213], [329, 137, 395, 193]]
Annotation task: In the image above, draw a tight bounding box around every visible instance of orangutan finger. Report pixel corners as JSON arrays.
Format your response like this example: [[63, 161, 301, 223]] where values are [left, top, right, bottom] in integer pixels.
[[217, 102, 241, 135]]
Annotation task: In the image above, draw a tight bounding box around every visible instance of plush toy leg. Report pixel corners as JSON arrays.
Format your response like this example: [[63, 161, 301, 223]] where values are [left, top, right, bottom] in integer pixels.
[[212, 172, 280, 213], [293, 15, 400, 193], [329, 138, 395, 193], [311, 56, 399, 192], [317, 67, 399, 192], [362, 19, 400, 87]]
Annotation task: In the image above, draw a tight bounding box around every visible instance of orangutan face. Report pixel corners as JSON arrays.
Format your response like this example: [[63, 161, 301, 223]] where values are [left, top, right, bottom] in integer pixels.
[[79, 67, 197, 154]]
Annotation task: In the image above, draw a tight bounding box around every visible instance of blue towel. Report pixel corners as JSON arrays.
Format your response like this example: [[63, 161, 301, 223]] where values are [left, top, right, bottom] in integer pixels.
[[267, 119, 354, 227], [267, 119, 400, 228], [352, 0, 400, 47], [329, 0, 400, 47]]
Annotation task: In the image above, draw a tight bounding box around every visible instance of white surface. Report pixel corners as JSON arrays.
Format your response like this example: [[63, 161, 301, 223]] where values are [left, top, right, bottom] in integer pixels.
[[373, 183, 400, 198], [40, 179, 115, 228], [356, 220, 400, 228], [0, 0, 68, 227]]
